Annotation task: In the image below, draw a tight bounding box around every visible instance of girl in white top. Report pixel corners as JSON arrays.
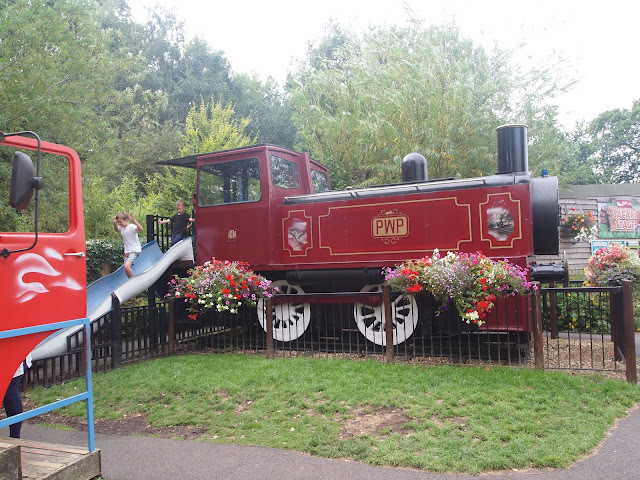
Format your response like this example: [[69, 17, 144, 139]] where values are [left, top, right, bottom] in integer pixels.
[[113, 212, 143, 278]]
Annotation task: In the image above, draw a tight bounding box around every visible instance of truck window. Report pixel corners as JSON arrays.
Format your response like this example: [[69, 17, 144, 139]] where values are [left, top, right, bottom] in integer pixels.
[[198, 157, 261, 205], [271, 155, 300, 189], [0, 149, 69, 233], [311, 169, 330, 192]]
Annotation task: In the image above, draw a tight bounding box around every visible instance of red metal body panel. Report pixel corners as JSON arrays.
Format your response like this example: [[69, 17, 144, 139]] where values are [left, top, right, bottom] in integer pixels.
[[195, 145, 534, 272], [275, 185, 533, 271], [0, 136, 86, 400]]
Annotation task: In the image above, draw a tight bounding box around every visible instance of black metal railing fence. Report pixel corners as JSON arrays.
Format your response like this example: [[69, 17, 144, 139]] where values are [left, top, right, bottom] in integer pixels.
[[23, 281, 637, 388]]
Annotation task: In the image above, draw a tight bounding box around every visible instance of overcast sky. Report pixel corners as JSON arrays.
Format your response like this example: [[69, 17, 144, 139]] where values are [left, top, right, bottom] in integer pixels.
[[129, 0, 639, 129]]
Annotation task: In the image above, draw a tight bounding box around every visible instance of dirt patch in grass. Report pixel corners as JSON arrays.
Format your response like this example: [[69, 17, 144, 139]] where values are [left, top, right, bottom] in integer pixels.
[[339, 406, 415, 439], [24, 401, 207, 440]]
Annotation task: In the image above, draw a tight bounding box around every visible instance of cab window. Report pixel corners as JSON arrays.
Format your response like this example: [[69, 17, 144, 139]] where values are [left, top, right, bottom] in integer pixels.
[[198, 158, 261, 205], [271, 155, 300, 189], [311, 169, 330, 192], [0, 148, 69, 233]]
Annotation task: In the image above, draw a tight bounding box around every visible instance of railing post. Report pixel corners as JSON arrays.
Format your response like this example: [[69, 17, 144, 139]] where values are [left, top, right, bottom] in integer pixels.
[[531, 282, 544, 369], [146, 214, 155, 243], [168, 298, 175, 355], [383, 285, 394, 363], [549, 287, 559, 339], [266, 297, 274, 358], [612, 287, 625, 361], [111, 293, 122, 369], [622, 280, 637, 384]]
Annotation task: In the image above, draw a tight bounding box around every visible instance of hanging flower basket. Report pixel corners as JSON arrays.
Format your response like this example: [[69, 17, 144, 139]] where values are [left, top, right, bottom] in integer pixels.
[[166, 258, 278, 318], [585, 243, 640, 287], [384, 250, 536, 326], [561, 211, 597, 243]]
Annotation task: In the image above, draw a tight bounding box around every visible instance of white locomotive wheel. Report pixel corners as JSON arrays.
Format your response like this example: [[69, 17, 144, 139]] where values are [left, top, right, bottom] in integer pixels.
[[257, 280, 311, 342], [354, 284, 418, 346]]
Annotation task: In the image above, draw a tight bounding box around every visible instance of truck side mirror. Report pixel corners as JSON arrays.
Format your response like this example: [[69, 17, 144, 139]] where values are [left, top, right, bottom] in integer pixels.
[[10, 151, 43, 210]]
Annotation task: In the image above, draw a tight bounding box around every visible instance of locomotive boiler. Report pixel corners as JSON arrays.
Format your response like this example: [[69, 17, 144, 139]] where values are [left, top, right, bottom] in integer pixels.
[[159, 124, 560, 345]]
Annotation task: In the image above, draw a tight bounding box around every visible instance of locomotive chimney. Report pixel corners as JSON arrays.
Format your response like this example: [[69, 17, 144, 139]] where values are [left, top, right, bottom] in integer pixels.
[[496, 124, 528, 174], [402, 152, 428, 182]]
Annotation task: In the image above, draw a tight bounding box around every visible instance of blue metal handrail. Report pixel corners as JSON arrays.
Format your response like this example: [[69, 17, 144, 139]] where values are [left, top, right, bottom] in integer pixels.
[[0, 318, 96, 451]]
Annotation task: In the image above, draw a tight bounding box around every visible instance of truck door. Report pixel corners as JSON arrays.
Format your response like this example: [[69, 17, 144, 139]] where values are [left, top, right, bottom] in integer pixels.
[[0, 134, 86, 399]]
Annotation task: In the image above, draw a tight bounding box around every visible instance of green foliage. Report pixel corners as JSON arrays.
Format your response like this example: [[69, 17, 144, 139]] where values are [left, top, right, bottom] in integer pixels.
[[180, 97, 257, 156], [547, 290, 612, 333], [585, 99, 640, 183], [233, 73, 298, 148], [0, 0, 122, 150], [290, 21, 574, 189], [83, 175, 148, 239], [86, 238, 124, 284]]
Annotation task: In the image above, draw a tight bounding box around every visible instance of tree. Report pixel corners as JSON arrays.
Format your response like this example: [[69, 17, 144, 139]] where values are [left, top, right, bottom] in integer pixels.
[[0, 0, 130, 232], [586, 99, 640, 183], [181, 97, 257, 156], [233, 73, 297, 148], [141, 97, 257, 217], [290, 21, 574, 189], [0, 0, 121, 149]]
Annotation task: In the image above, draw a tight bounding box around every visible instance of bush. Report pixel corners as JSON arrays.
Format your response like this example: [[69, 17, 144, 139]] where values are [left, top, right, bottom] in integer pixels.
[[86, 238, 123, 284], [585, 244, 640, 331]]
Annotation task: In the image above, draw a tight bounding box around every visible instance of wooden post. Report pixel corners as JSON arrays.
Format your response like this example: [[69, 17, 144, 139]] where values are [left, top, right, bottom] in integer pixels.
[[168, 298, 175, 355], [111, 293, 122, 369], [383, 285, 394, 363], [531, 282, 544, 369], [612, 288, 624, 362], [622, 280, 637, 384], [266, 297, 274, 358]]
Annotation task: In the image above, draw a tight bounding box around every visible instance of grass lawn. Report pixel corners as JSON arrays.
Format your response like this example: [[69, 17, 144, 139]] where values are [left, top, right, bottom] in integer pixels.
[[26, 353, 640, 474]]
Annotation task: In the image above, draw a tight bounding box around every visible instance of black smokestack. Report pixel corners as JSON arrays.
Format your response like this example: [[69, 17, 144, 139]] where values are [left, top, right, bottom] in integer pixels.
[[496, 124, 528, 174]]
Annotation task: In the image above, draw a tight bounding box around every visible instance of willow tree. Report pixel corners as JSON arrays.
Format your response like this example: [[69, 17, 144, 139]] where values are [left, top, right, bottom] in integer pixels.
[[290, 22, 572, 189]]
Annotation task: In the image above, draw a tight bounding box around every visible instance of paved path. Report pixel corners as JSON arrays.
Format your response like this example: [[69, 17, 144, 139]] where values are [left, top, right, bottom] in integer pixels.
[[4, 405, 639, 480]]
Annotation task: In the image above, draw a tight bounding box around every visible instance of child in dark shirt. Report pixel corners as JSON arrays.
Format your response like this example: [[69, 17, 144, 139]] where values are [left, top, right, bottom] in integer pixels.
[[158, 199, 192, 244]]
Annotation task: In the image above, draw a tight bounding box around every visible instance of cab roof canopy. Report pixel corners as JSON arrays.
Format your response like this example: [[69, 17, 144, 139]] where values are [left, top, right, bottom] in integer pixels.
[[155, 144, 301, 169]]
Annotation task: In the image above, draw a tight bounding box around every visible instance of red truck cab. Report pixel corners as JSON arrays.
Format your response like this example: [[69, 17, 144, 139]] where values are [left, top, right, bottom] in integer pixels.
[[0, 132, 86, 401]]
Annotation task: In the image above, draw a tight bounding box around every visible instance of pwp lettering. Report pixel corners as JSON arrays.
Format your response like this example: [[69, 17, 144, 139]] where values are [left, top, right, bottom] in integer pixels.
[[372, 215, 409, 238]]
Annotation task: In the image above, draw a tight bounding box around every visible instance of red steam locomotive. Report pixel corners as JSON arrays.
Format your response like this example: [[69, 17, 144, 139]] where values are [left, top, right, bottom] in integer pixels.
[[160, 124, 560, 345]]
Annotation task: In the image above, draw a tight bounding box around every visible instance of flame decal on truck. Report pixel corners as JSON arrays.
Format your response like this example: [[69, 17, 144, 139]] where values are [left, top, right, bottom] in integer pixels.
[[13, 250, 83, 303]]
